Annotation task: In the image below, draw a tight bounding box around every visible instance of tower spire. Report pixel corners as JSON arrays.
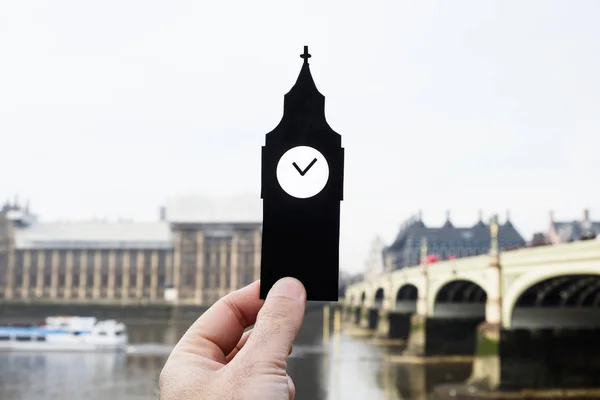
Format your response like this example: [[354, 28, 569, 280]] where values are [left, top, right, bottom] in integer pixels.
[[443, 209, 453, 228], [300, 46, 311, 64], [281, 46, 324, 125], [504, 209, 513, 227]]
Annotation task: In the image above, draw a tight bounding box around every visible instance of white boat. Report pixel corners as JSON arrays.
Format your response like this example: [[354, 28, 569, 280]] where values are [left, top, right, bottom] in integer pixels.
[[0, 316, 128, 352]]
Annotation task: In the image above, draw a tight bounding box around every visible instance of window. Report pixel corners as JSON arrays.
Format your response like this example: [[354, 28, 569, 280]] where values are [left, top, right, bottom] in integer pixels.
[[58, 250, 67, 288], [243, 251, 254, 286], [181, 232, 197, 290], [143, 250, 152, 290], [86, 250, 96, 288], [114, 250, 123, 291], [214, 242, 221, 288], [43, 250, 53, 288], [115, 250, 123, 267], [29, 251, 38, 286], [461, 231, 474, 240], [72, 250, 81, 288], [15, 251, 23, 269], [225, 240, 231, 288], [203, 245, 211, 289], [0, 253, 6, 287], [115, 271, 122, 291], [129, 251, 138, 288], [72, 272, 80, 288], [157, 250, 167, 288], [100, 250, 109, 288]]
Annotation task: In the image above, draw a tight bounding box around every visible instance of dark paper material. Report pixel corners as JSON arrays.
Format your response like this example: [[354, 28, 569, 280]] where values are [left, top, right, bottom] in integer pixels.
[[259, 46, 344, 301]]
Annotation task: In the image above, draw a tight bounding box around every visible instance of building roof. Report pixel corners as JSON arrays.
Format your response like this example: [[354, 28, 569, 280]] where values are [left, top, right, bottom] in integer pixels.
[[14, 221, 172, 250], [386, 213, 526, 252], [165, 194, 262, 223], [552, 220, 600, 242]]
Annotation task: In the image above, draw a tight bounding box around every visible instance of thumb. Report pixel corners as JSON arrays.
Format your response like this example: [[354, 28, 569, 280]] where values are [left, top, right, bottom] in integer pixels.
[[239, 278, 306, 366]]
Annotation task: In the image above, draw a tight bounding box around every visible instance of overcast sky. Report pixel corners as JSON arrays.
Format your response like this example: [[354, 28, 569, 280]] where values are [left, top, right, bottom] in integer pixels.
[[1, 1, 599, 274]]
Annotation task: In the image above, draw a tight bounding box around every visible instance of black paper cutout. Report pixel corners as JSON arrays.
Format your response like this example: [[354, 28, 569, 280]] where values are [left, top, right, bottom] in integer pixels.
[[259, 46, 345, 301]]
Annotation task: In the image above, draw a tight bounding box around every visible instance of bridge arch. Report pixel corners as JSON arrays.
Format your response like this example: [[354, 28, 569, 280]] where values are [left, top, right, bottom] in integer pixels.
[[374, 288, 385, 308], [395, 284, 418, 313], [427, 273, 490, 314], [503, 264, 600, 329], [432, 279, 488, 318]]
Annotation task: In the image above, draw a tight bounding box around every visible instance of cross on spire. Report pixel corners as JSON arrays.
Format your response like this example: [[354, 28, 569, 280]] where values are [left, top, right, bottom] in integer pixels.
[[300, 46, 311, 64]]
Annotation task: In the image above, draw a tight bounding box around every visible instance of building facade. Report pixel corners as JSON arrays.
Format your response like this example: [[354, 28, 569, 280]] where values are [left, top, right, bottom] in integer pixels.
[[170, 222, 261, 304], [0, 196, 262, 305], [546, 209, 599, 244], [383, 211, 526, 271]]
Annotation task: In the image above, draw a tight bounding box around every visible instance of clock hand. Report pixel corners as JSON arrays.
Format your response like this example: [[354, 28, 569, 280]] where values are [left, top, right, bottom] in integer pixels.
[[292, 158, 318, 176], [292, 162, 304, 175]]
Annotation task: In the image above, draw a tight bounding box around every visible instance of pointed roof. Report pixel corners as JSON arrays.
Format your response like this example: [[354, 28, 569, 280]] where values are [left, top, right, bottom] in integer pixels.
[[281, 46, 326, 124], [504, 210, 513, 227], [387, 211, 526, 253], [442, 210, 454, 228], [472, 210, 486, 229], [287, 46, 321, 95], [265, 46, 339, 144]]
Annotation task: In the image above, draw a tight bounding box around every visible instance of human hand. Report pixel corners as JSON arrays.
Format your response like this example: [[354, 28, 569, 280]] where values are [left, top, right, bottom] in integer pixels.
[[159, 278, 307, 400]]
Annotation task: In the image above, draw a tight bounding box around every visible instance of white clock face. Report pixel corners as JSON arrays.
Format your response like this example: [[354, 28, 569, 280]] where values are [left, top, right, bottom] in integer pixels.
[[276, 146, 329, 199]]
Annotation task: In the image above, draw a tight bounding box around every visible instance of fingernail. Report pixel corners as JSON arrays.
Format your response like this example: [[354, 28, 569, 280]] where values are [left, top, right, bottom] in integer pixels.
[[268, 278, 305, 302]]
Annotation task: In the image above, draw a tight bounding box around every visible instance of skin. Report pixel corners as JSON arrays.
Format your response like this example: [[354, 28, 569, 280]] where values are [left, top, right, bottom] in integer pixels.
[[159, 278, 307, 400]]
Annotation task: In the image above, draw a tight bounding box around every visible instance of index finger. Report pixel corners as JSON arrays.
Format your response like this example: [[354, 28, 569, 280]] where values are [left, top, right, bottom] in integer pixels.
[[171, 280, 264, 364]]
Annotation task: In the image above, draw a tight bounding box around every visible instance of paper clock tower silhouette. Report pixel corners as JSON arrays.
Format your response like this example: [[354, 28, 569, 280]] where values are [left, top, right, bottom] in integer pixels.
[[260, 46, 344, 301]]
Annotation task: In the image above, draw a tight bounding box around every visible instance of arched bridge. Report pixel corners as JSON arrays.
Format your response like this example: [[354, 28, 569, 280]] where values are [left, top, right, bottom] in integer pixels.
[[346, 240, 600, 329]]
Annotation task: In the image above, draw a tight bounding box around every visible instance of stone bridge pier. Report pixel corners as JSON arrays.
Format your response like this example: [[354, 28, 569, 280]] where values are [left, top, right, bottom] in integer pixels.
[[343, 291, 377, 331], [403, 253, 499, 358], [470, 268, 600, 391], [345, 282, 418, 340]]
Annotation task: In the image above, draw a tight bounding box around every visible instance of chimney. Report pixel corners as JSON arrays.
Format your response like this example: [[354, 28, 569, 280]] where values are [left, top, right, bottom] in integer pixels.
[[446, 209, 451, 221], [549, 210, 555, 222], [506, 209, 510, 222], [583, 209, 590, 222], [478, 210, 483, 221], [159, 206, 167, 221]]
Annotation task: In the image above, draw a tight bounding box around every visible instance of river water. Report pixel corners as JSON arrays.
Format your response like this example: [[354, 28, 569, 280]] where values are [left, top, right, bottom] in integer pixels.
[[0, 310, 472, 400]]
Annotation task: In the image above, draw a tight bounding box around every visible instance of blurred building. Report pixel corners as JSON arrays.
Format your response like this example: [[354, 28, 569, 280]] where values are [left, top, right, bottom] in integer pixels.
[[529, 232, 549, 247], [338, 270, 364, 298], [383, 211, 526, 271], [364, 236, 385, 280], [0, 196, 262, 304], [546, 209, 599, 244]]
